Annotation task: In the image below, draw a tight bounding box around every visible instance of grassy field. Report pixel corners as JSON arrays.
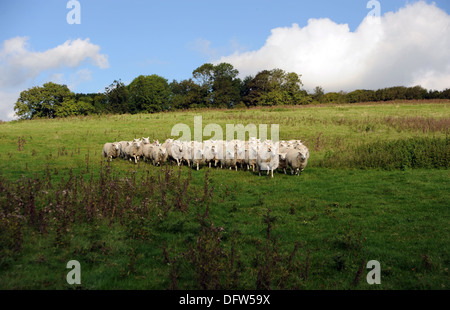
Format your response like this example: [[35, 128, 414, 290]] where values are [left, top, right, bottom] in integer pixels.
[[0, 100, 449, 290]]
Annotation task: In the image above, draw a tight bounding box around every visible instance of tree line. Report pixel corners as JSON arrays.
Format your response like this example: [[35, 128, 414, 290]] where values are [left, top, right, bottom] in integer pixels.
[[13, 62, 450, 120]]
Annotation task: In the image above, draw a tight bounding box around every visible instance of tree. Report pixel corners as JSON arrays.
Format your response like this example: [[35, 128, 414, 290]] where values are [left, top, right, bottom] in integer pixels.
[[405, 85, 427, 100], [104, 80, 129, 114], [193, 63, 215, 106], [192, 62, 241, 108], [242, 69, 307, 106], [128, 75, 171, 113], [170, 79, 203, 110], [14, 82, 74, 119], [211, 63, 241, 108], [313, 86, 325, 103], [242, 70, 271, 107]]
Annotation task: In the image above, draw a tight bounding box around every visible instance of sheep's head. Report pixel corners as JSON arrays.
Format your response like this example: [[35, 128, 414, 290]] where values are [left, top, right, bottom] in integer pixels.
[[279, 153, 287, 161], [134, 140, 142, 149], [113, 143, 120, 150], [142, 137, 150, 144], [226, 150, 234, 159], [297, 151, 307, 161]]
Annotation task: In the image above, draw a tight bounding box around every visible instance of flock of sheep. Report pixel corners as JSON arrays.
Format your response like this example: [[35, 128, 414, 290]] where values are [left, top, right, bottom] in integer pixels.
[[102, 137, 309, 177]]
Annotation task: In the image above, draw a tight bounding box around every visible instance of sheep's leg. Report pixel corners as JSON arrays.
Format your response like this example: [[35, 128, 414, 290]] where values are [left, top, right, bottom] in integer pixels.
[[283, 168, 286, 174], [271, 169, 274, 178], [197, 163, 199, 171], [209, 162, 211, 168]]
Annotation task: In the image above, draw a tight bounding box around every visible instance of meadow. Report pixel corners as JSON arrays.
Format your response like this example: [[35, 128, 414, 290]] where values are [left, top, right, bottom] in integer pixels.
[[0, 100, 449, 289]]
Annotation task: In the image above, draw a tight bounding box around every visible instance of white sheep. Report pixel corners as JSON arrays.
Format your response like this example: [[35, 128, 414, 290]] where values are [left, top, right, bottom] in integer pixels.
[[181, 141, 192, 167], [102, 142, 120, 161], [127, 140, 143, 164], [142, 137, 150, 145], [169, 140, 184, 166], [191, 141, 205, 170], [118, 141, 131, 159], [285, 145, 309, 175], [203, 140, 220, 168], [245, 144, 258, 172], [151, 146, 168, 166], [257, 141, 279, 178], [142, 143, 155, 162]]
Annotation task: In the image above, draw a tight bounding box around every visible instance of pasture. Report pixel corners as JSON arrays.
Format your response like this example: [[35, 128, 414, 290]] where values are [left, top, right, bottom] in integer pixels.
[[0, 100, 449, 289]]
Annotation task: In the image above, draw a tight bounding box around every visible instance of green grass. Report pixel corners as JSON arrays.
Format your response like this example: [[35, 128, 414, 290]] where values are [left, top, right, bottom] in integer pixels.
[[0, 100, 449, 290]]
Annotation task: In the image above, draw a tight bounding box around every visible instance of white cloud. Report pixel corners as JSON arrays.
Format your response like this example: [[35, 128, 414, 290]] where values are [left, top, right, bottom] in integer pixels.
[[216, 1, 450, 92], [0, 90, 20, 121], [0, 37, 108, 89], [0, 37, 109, 121]]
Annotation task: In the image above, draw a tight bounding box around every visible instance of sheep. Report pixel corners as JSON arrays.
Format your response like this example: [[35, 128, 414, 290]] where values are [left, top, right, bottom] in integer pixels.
[[256, 141, 279, 178], [151, 146, 168, 166], [142, 143, 155, 162], [169, 140, 184, 166], [142, 137, 150, 145], [181, 141, 193, 167], [222, 148, 238, 171], [107, 136, 308, 178], [235, 140, 246, 170], [191, 141, 205, 170], [285, 145, 309, 175], [278, 152, 288, 174], [118, 141, 131, 159], [102, 142, 120, 161], [245, 144, 258, 172], [162, 138, 173, 149], [203, 140, 220, 168], [127, 140, 143, 164]]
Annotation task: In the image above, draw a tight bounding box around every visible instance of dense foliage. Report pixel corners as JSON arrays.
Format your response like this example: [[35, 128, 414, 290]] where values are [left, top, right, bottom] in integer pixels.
[[13, 62, 450, 119]]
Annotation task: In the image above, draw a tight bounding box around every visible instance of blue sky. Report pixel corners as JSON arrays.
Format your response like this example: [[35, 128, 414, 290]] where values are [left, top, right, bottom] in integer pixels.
[[1, 0, 450, 120]]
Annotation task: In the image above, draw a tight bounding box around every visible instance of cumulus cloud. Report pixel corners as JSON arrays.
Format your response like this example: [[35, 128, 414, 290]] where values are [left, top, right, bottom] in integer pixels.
[[216, 1, 450, 92], [0, 37, 108, 89], [0, 37, 109, 121]]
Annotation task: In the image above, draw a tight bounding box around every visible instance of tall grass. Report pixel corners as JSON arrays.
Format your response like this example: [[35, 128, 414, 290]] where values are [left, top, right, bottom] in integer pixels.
[[319, 136, 450, 170]]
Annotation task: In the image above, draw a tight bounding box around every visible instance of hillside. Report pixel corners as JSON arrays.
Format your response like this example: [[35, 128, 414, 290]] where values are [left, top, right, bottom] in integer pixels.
[[0, 100, 449, 289]]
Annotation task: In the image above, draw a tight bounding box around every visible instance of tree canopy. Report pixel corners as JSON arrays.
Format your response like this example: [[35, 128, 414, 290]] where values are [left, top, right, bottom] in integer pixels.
[[12, 63, 450, 120]]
